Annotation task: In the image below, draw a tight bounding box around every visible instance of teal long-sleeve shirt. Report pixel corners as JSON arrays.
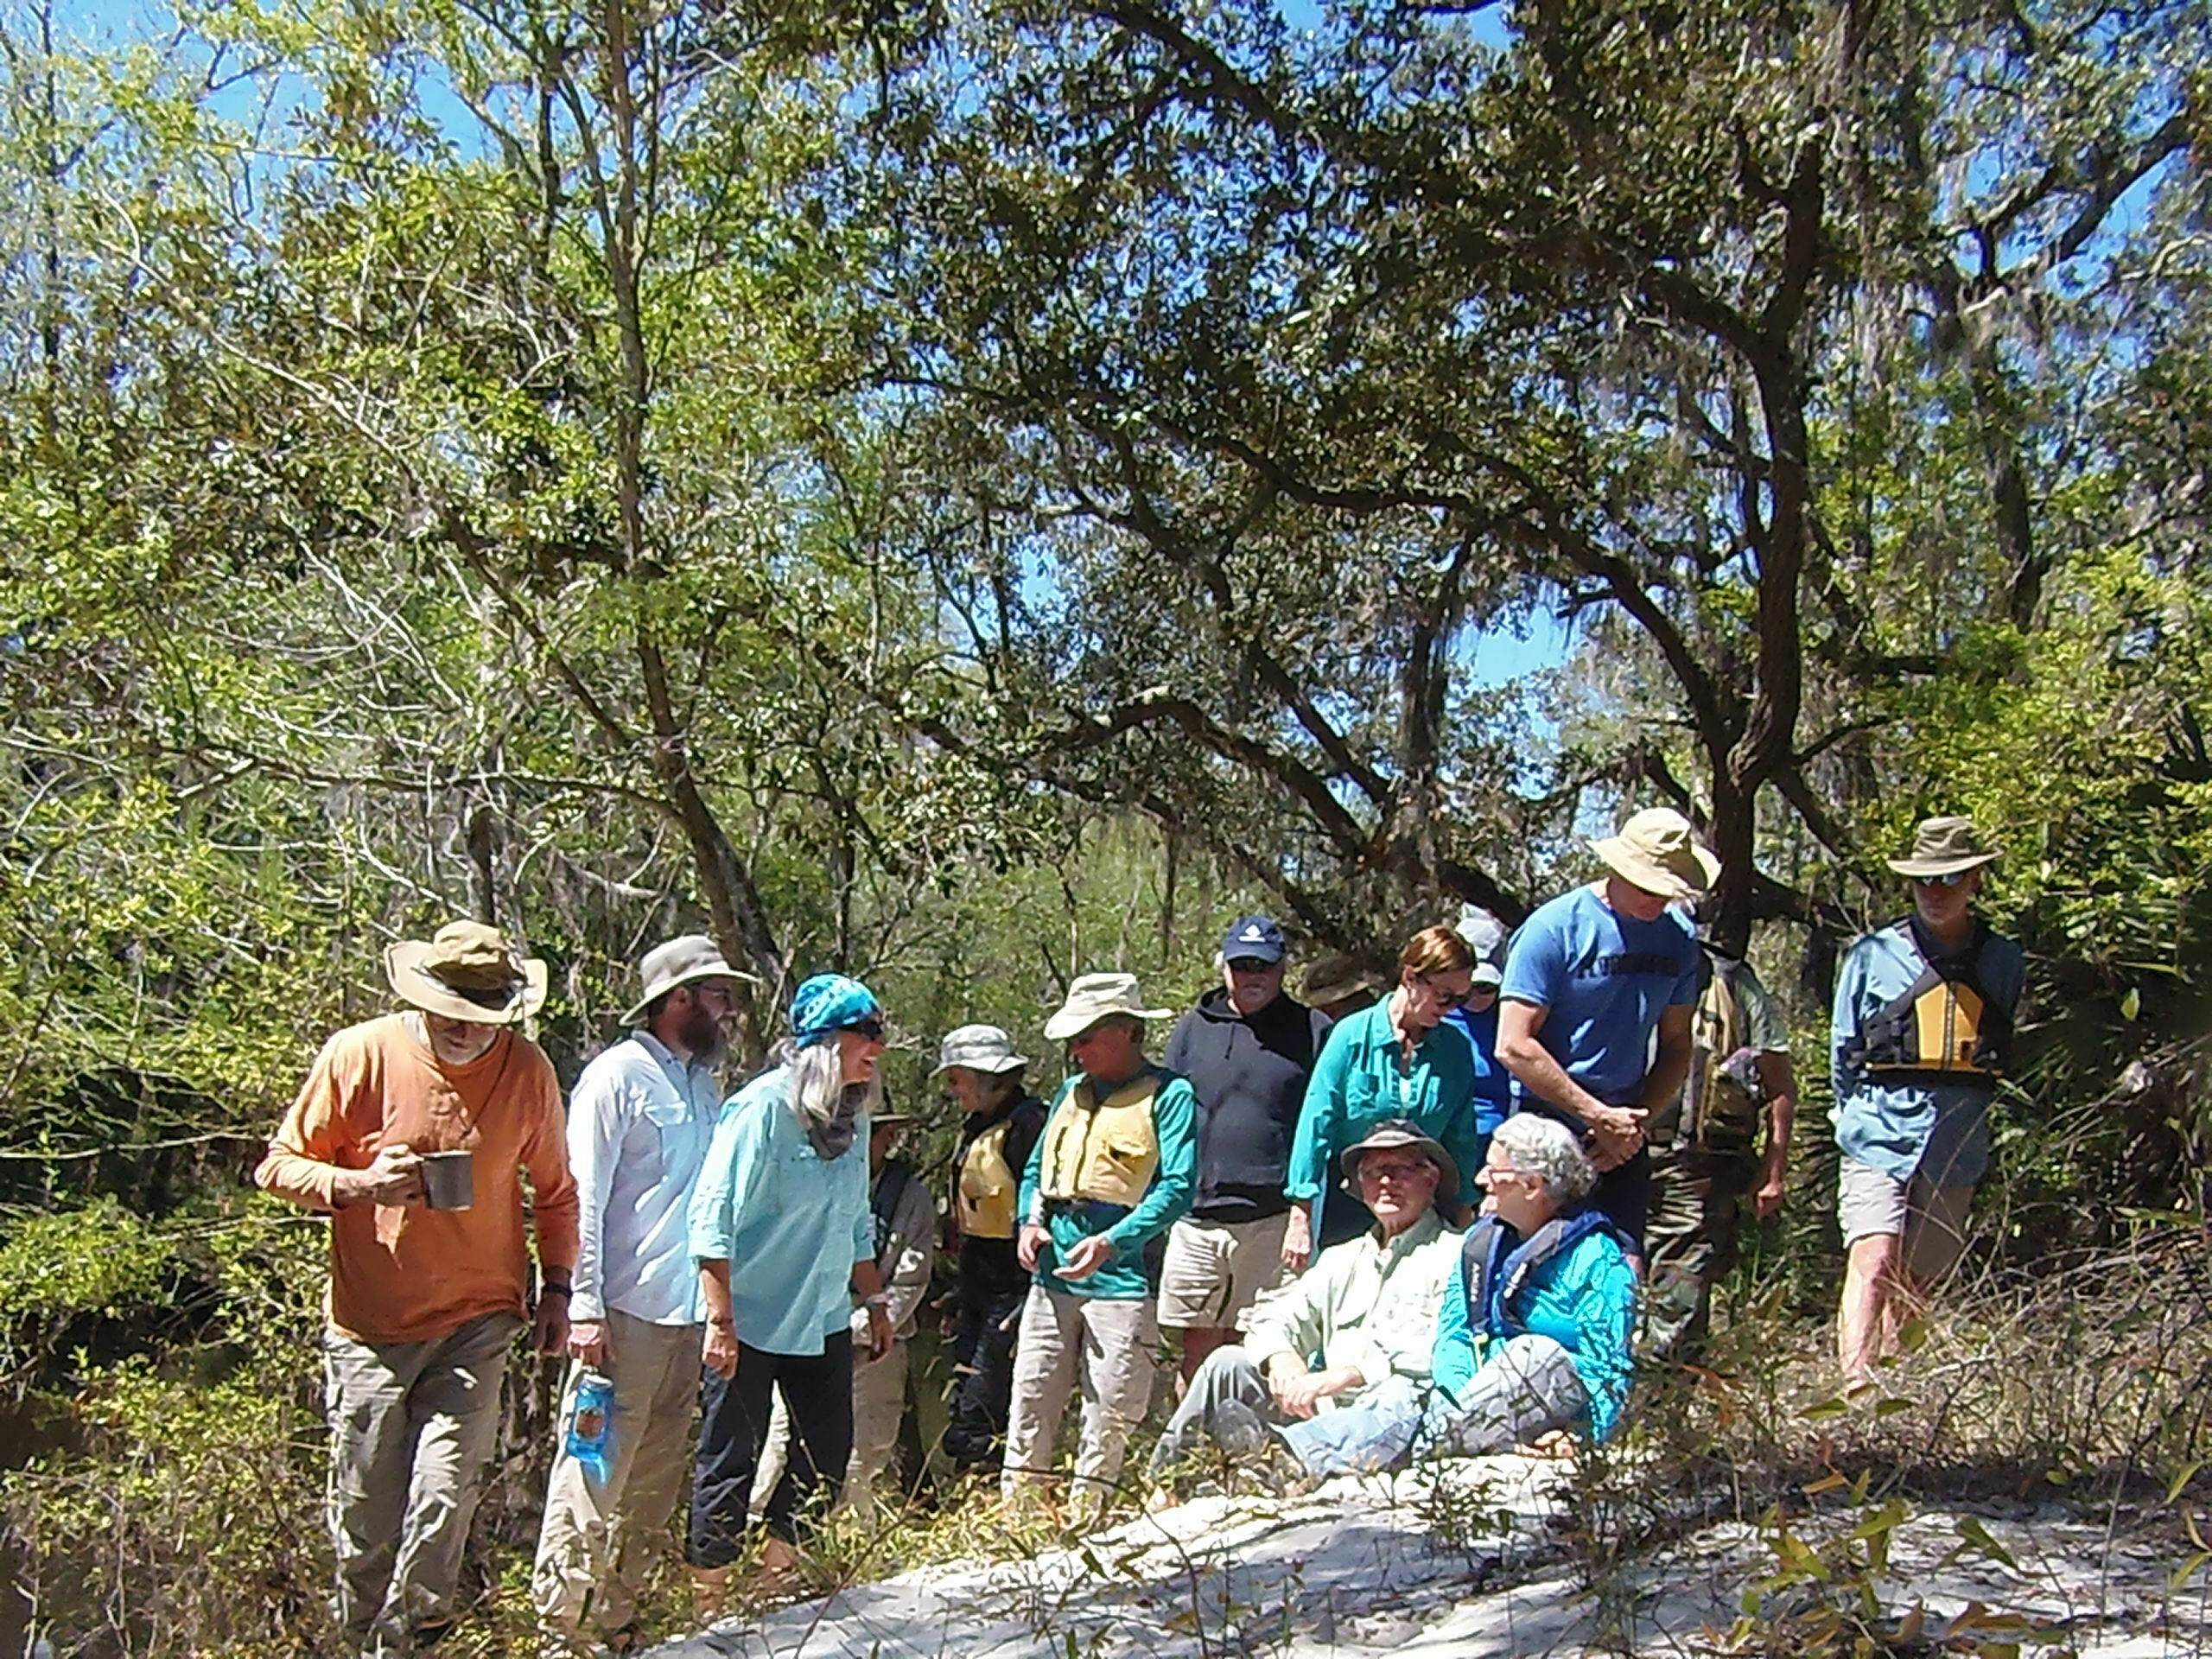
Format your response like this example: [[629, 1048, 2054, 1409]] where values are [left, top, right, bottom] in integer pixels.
[[1288, 1001, 1483, 1227], [686, 1065, 874, 1356], [1430, 1223, 1638, 1442], [1016, 1065, 1196, 1302]]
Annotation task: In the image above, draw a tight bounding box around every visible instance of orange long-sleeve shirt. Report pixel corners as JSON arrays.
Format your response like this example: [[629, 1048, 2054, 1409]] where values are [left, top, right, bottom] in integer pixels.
[[256, 1013, 580, 1344]]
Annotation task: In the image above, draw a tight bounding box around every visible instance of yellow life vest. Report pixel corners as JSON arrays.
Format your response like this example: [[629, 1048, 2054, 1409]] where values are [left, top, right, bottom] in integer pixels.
[[957, 1119, 1020, 1241], [1036, 1071, 1161, 1207], [1849, 921, 2012, 1090]]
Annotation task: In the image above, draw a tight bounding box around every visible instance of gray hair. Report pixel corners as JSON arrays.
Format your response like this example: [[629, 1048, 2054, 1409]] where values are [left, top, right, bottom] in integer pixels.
[[772, 1037, 882, 1129], [1491, 1114, 1597, 1207]]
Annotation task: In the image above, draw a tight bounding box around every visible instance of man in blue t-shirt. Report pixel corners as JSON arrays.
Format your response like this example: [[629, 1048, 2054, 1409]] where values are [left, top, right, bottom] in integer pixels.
[[1497, 807, 1718, 1256]]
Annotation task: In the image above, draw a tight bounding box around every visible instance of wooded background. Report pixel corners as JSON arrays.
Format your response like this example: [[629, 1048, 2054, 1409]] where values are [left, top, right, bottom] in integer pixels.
[[0, 0, 2208, 1649]]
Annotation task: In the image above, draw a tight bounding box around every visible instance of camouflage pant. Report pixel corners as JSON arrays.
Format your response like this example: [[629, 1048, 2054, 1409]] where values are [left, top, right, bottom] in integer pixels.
[[1642, 1145, 1758, 1363]]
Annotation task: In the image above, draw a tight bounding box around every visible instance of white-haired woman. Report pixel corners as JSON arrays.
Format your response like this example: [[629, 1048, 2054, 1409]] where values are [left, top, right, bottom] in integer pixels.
[[685, 974, 892, 1603], [1274, 1113, 1638, 1476]]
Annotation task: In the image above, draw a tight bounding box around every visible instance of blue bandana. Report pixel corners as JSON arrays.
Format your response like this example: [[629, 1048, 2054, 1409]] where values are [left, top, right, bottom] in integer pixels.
[[791, 973, 880, 1047]]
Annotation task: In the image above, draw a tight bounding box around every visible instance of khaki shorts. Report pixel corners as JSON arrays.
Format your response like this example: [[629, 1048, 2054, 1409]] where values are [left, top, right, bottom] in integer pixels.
[[1837, 1156, 1974, 1285], [1156, 1213, 1293, 1331]]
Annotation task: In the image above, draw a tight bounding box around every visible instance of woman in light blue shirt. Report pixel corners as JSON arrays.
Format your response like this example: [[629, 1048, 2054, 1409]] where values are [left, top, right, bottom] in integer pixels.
[[685, 974, 893, 1592]]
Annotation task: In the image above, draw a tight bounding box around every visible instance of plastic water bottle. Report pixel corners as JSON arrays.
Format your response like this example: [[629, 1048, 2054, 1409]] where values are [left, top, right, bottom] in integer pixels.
[[565, 1370, 615, 1481]]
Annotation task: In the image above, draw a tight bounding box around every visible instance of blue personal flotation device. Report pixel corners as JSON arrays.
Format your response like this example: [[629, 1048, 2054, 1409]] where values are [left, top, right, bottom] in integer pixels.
[[1460, 1209, 1635, 1339]]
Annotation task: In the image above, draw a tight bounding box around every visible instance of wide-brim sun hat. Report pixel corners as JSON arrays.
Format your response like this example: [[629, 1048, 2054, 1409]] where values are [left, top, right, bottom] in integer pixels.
[[1302, 952, 1379, 1006], [1589, 806, 1721, 902], [620, 933, 760, 1025], [385, 920, 548, 1026], [1886, 816, 1999, 880], [932, 1023, 1030, 1075], [1338, 1117, 1459, 1198], [1042, 972, 1173, 1041]]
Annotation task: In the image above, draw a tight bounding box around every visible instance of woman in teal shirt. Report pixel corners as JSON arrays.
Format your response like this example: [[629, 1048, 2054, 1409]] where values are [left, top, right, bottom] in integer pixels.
[[1285, 925, 1483, 1263]]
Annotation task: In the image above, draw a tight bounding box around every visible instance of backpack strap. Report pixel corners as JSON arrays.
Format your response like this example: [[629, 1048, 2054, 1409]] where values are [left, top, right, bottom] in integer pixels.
[[871, 1156, 918, 1264], [1462, 1208, 1629, 1338]]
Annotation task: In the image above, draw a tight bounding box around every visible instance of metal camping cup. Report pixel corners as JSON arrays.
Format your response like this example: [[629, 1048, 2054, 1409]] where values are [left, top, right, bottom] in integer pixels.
[[419, 1148, 475, 1211]]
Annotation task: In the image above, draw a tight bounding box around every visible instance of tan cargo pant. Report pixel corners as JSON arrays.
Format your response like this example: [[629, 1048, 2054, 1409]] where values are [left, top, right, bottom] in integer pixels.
[[1000, 1286, 1157, 1512], [749, 1336, 910, 1521], [531, 1310, 703, 1647], [323, 1311, 523, 1657]]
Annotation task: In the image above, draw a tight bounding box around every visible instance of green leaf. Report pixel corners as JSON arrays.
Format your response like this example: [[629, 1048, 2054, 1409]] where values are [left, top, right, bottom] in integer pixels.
[[1953, 1516, 2018, 1572]]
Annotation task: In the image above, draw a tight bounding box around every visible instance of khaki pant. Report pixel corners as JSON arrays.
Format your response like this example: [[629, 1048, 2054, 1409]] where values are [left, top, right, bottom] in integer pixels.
[[845, 1338, 910, 1519], [324, 1311, 523, 1657], [1000, 1286, 1157, 1511], [749, 1337, 911, 1522], [531, 1310, 702, 1646]]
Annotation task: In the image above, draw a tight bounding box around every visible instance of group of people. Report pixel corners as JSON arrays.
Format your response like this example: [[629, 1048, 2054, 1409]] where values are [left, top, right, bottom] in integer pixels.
[[254, 807, 2021, 1657]]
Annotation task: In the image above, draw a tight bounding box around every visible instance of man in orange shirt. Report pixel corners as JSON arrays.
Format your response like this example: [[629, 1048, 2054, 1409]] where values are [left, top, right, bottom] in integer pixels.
[[257, 920, 579, 1658]]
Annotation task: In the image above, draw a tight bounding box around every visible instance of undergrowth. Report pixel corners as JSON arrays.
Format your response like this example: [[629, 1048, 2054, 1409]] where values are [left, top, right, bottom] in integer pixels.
[[9, 1190, 2212, 1656]]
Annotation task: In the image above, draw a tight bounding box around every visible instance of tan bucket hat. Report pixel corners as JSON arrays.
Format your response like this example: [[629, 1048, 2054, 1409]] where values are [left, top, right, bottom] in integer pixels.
[[1042, 972, 1173, 1041], [1886, 816, 1999, 880], [1589, 807, 1721, 901], [1338, 1116, 1459, 1198], [621, 933, 758, 1024], [385, 920, 547, 1026]]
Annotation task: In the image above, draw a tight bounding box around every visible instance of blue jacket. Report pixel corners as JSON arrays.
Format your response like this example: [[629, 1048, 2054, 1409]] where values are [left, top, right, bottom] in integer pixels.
[[1432, 1211, 1637, 1441]]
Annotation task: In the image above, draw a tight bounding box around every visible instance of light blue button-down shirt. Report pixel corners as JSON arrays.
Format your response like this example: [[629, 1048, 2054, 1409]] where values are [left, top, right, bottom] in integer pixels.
[[687, 1065, 874, 1356], [1831, 920, 2024, 1186], [568, 1031, 724, 1325]]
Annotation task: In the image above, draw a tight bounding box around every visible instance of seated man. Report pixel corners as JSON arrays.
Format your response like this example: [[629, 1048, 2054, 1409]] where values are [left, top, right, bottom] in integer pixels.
[[1149, 1120, 1463, 1482], [1268, 1113, 1638, 1478]]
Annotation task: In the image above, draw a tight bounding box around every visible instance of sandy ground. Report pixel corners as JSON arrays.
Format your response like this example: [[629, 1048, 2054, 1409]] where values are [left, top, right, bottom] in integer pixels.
[[655, 1455, 2212, 1658]]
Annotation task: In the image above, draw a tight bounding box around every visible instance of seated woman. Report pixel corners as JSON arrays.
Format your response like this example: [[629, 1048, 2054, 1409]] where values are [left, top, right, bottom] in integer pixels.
[[1274, 1113, 1638, 1476]]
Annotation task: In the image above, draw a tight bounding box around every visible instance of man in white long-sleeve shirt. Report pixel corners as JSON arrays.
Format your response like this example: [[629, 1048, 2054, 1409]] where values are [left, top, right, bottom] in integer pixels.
[[533, 936, 752, 1655]]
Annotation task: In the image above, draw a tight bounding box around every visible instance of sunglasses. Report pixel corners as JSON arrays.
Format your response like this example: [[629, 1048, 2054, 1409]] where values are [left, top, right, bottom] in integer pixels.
[[1420, 974, 1474, 1011], [846, 1016, 887, 1042], [1913, 871, 1972, 889], [1226, 957, 1280, 975]]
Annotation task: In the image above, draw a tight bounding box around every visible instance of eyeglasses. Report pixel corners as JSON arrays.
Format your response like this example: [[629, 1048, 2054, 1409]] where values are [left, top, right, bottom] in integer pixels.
[[1420, 974, 1474, 1011], [1358, 1159, 1437, 1184], [1913, 871, 1972, 889], [846, 1016, 886, 1042]]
